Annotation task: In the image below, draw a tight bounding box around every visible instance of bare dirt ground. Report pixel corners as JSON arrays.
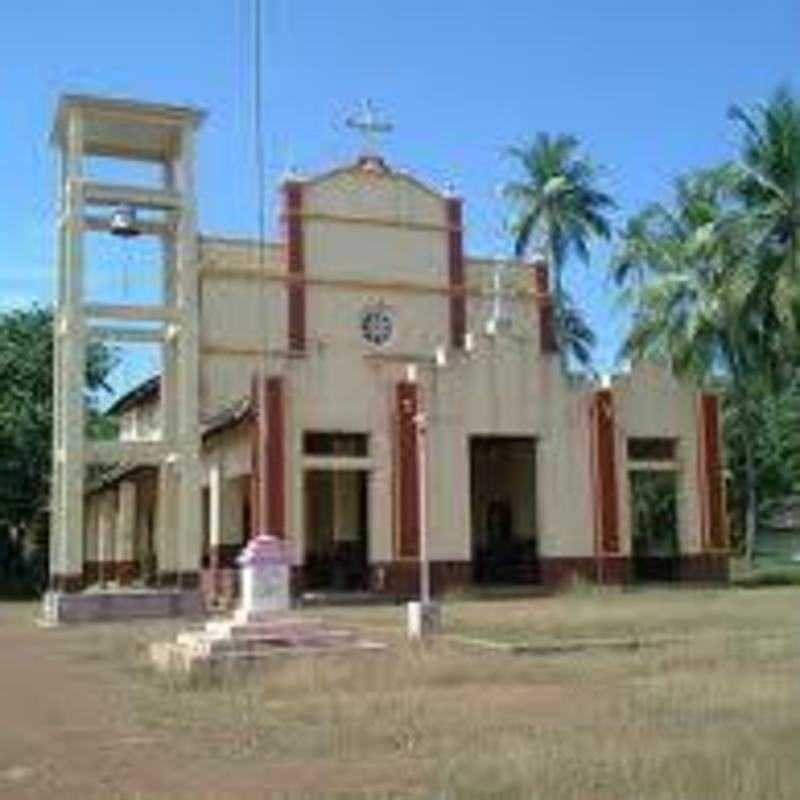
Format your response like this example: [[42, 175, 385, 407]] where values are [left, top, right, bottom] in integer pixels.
[[0, 604, 408, 799], [0, 587, 798, 799]]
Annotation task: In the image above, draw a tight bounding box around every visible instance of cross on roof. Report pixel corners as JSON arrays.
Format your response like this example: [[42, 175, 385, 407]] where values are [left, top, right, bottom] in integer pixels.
[[345, 99, 393, 156]]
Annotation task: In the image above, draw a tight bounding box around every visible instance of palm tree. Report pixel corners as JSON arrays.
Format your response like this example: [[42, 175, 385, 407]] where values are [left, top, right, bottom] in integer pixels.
[[558, 292, 596, 370], [613, 167, 763, 562], [728, 84, 800, 377], [504, 133, 615, 370]]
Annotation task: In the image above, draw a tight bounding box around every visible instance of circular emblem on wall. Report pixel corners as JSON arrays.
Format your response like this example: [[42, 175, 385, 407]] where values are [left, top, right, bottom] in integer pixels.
[[360, 301, 395, 347]]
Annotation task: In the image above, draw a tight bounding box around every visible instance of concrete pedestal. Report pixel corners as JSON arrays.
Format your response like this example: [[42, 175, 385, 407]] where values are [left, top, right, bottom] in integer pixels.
[[407, 600, 442, 639], [235, 534, 291, 623]]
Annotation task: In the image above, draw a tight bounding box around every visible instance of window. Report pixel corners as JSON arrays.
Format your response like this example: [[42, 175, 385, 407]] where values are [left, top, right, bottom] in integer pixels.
[[627, 438, 677, 461], [360, 303, 394, 346], [303, 431, 369, 457]]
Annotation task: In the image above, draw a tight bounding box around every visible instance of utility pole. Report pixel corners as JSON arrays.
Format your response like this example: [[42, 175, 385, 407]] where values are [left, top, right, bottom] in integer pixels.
[[405, 359, 442, 639]]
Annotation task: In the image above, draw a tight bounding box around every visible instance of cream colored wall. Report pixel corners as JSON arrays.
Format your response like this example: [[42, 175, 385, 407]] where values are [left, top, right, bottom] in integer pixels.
[[201, 430, 251, 549], [187, 163, 704, 571], [611, 362, 704, 556], [201, 426, 252, 481], [134, 473, 157, 567], [287, 355, 391, 564], [198, 238, 287, 413], [119, 397, 161, 442], [308, 286, 448, 355], [193, 163, 599, 566], [84, 493, 100, 562], [303, 167, 447, 230], [421, 339, 595, 560]]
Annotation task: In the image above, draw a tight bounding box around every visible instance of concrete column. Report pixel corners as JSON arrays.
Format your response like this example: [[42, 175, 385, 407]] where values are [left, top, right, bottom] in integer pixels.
[[208, 460, 224, 567], [174, 124, 202, 587], [116, 481, 137, 584], [97, 493, 116, 585], [52, 107, 86, 591], [223, 479, 245, 547], [83, 496, 99, 585], [156, 463, 180, 584]]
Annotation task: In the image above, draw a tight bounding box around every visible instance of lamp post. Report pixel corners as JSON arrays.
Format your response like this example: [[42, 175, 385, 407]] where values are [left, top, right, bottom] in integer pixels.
[[404, 356, 443, 639], [415, 400, 430, 606]]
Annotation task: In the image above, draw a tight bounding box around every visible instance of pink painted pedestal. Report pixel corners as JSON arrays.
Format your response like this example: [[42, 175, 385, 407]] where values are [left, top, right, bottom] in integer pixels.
[[150, 536, 385, 673]]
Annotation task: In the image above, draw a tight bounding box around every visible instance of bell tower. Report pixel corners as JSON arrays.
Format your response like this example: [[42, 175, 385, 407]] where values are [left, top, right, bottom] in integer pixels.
[[49, 95, 205, 592]]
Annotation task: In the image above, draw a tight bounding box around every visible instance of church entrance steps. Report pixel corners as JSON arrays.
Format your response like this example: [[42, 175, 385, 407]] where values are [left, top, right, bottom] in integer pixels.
[[150, 613, 385, 674]]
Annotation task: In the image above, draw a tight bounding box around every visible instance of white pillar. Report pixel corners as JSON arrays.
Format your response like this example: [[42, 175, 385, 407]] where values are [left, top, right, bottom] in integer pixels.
[[174, 124, 203, 584], [116, 481, 137, 584], [156, 463, 179, 582], [209, 460, 224, 556], [52, 107, 86, 590], [97, 493, 116, 585]]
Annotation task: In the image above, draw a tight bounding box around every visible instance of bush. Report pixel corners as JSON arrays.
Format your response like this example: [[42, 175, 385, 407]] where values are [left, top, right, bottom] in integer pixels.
[[0, 527, 46, 598], [732, 562, 800, 588]]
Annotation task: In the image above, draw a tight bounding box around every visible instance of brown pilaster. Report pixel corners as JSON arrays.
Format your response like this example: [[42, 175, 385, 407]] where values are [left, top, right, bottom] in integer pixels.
[[284, 180, 306, 352], [249, 376, 263, 538], [250, 374, 287, 538], [395, 381, 420, 558], [446, 197, 466, 349], [698, 393, 727, 550], [592, 389, 620, 556], [116, 561, 138, 586], [267, 376, 286, 538], [535, 262, 558, 355]]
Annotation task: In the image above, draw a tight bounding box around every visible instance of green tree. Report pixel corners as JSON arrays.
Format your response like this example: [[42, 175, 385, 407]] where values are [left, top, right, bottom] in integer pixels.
[[612, 166, 766, 563], [725, 374, 800, 549], [729, 84, 800, 355], [504, 132, 615, 369], [0, 305, 116, 592]]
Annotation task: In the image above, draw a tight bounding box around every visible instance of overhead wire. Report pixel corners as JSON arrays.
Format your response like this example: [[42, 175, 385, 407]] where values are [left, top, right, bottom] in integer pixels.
[[252, 0, 269, 537]]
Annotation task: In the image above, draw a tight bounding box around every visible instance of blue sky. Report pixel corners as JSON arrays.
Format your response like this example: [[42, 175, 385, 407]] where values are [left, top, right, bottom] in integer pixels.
[[1, 0, 798, 371]]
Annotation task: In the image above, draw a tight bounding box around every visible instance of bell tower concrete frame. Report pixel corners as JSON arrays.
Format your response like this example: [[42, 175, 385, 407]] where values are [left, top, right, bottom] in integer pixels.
[[49, 95, 206, 591]]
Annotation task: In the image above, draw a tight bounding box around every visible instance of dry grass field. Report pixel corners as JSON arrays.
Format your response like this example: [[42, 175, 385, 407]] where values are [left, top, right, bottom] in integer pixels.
[[0, 586, 798, 799]]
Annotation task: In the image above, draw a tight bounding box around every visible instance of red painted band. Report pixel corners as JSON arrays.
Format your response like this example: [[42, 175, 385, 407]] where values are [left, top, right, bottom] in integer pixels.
[[396, 381, 420, 558], [593, 390, 620, 554], [285, 181, 305, 352], [700, 393, 726, 550], [446, 198, 466, 349], [267, 376, 286, 537]]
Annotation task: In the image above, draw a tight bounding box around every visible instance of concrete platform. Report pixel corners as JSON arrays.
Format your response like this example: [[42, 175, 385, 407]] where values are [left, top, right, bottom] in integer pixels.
[[150, 612, 385, 674], [39, 588, 205, 626]]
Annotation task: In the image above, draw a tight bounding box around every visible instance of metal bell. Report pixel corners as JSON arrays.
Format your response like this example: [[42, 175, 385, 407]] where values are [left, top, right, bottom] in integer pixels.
[[109, 206, 140, 238]]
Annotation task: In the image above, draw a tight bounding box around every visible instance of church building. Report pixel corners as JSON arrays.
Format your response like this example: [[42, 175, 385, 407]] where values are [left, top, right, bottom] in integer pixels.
[[64, 96, 729, 603]]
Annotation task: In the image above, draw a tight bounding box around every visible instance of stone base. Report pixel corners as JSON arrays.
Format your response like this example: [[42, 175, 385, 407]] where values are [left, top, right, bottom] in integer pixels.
[[369, 561, 471, 598], [39, 588, 205, 626], [156, 571, 202, 589], [196, 553, 729, 606], [676, 553, 729, 583], [538, 554, 729, 589], [407, 601, 442, 639], [150, 612, 385, 674], [49, 573, 85, 592], [539, 557, 631, 589]]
